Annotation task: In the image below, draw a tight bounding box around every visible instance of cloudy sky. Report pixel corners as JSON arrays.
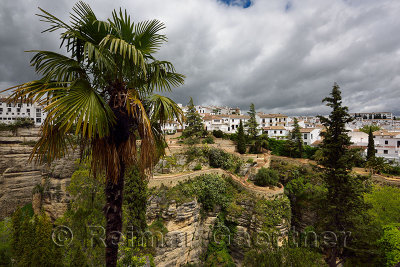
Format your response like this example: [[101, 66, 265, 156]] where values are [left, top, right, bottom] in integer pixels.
[[1, 0, 399, 115]]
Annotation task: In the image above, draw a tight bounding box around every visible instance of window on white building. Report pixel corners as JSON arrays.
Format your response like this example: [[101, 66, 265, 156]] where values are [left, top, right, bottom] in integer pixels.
[[304, 134, 307, 139], [384, 150, 388, 154], [7, 108, 11, 112], [36, 118, 41, 123], [385, 140, 388, 145], [280, 131, 282, 134]]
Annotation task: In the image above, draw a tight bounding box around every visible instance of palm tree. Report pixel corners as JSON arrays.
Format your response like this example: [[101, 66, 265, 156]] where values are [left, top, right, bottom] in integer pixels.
[[4, 2, 184, 266]]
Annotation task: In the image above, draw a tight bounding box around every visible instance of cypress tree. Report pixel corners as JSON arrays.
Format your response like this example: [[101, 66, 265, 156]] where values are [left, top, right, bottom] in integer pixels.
[[367, 127, 375, 161], [237, 120, 246, 154], [317, 83, 371, 266], [182, 97, 204, 138], [289, 118, 303, 158], [124, 165, 148, 239], [245, 103, 259, 139]]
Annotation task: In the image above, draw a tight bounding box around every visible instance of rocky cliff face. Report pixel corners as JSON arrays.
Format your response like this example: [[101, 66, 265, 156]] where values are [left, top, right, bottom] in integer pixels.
[[147, 196, 217, 266], [0, 128, 78, 220], [146, 191, 290, 267]]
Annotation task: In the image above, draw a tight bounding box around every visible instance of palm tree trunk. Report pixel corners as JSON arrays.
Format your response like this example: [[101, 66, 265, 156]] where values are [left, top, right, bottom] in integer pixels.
[[105, 158, 125, 267]]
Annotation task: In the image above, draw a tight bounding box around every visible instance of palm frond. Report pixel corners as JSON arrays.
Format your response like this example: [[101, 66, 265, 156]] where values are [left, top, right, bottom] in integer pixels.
[[146, 60, 185, 92], [44, 79, 115, 138], [148, 94, 185, 125], [30, 122, 72, 164], [99, 35, 146, 72], [133, 19, 167, 54], [28, 50, 86, 82]]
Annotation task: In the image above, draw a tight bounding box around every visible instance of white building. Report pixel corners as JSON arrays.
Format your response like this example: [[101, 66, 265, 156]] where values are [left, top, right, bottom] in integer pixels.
[[373, 131, 400, 163], [203, 114, 249, 133], [263, 126, 288, 139], [0, 97, 46, 126], [257, 113, 290, 128], [348, 130, 369, 146], [352, 112, 393, 120], [299, 128, 321, 146]]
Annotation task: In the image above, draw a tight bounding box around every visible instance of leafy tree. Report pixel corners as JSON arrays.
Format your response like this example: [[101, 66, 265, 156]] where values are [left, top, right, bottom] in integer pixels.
[[378, 224, 400, 267], [317, 83, 372, 266], [5, 3, 184, 266], [212, 129, 224, 138], [182, 97, 204, 139], [60, 163, 105, 266], [365, 186, 400, 226], [254, 167, 279, 187], [11, 209, 62, 266], [367, 127, 375, 161], [236, 120, 246, 154], [359, 124, 380, 134], [208, 148, 234, 170], [245, 103, 259, 139]]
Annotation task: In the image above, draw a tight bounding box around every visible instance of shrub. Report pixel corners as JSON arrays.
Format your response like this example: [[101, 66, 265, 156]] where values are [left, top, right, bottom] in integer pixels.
[[246, 158, 254, 164], [193, 163, 202, 171], [208, 148, 233, 170], [191, 174, 232, 211], [254, 168, 279, 187], [202, 136, 214, 144], [212, 130, 224, 138], [303, 145, 318, 159]]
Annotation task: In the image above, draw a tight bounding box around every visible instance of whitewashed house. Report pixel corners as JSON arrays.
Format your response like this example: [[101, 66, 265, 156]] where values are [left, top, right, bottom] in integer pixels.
[[299, 128, 321, 146], [263, 126, 288, 139], [348, 130, 369, 146], [373, 131, 400, 163], [227, 114, 250, 133]]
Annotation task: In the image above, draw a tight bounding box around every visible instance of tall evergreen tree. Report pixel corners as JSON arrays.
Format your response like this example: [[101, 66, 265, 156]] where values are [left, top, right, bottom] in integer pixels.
[[317, 83, 371, 266], [236, 120, 246, 154], [289, 118, 303, 158], [182, 97, 204, 138], [367, 127, 375, 161], [245, 103, 259, 139], [124, 166, 148, 239]]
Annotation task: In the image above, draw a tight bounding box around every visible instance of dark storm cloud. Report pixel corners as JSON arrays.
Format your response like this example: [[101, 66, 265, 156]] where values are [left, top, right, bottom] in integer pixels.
[[1, 0, 399, 115]]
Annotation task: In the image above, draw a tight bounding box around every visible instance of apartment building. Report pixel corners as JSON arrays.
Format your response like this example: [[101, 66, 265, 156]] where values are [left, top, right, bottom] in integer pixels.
[[352, 112, 393, 120], [257, 113, 290, 128], [0, 97, 46, 126]]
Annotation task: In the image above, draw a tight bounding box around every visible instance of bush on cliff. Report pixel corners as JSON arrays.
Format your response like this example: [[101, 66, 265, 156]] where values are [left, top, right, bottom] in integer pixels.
[[254, 168, 279, 187]]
